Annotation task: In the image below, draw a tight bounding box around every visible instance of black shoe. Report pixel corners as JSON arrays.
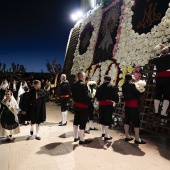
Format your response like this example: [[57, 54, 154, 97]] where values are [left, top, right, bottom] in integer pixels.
[[167, 115, 170, 118], [58, 121, 62, 124], [30, 131, 33, 135], [101, 134, 105, 137], [35, 136, 41, 140], [154, 113, 160, 117], [160, 115, 167, 119], [85, 130, 90, 134], [74, 138, 80, 142], [104, 137, 112, 141], [89, 127, 98, 130], [125, 137, 134, 142], [6, 138, 11, 142], [79, 140, 92, 145], [134, 140, 146, 144], [58, 121, 67, 126]]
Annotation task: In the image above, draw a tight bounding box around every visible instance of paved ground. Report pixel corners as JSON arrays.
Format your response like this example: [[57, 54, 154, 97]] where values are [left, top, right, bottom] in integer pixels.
[[0, 101, 170, 170]]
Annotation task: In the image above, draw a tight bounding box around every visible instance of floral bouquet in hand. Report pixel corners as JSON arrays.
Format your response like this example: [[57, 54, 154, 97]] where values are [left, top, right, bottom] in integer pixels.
[[87, 81, 97, 97], [134, 80, 146, 93], [132, 75, 146, 93]]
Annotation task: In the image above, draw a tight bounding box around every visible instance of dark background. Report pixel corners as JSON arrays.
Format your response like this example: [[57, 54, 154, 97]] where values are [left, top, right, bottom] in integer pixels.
[[0, 0, 80, 72]]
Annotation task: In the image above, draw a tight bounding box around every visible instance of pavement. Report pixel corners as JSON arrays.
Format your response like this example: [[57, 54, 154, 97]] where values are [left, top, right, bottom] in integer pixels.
[[0, 101, 170, 170]]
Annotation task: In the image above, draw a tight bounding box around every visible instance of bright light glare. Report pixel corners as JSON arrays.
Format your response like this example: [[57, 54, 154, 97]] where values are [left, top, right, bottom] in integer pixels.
[[70, 10, 83, 21], [71, 14, 77, 21], [77, 11, 83, 17]]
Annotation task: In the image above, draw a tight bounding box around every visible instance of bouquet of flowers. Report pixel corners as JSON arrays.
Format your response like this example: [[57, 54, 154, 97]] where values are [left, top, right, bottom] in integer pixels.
[[134, 80, 146, 93], [87, 80, 97, 96]]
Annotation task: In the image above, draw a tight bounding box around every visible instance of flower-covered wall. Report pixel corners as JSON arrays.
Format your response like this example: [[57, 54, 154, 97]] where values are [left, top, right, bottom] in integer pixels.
[[66, 0, 170, 87]]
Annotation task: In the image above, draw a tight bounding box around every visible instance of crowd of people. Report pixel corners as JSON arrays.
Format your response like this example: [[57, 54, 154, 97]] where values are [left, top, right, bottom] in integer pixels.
[[0, 79, 51, 141], [0, 44, 169, 144], [0, 72, 146, 145], [56, 71, 148, 145]]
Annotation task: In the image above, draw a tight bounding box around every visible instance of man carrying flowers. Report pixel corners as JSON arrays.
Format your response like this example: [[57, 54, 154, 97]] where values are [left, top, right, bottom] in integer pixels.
[[122, 74, 146, 144]]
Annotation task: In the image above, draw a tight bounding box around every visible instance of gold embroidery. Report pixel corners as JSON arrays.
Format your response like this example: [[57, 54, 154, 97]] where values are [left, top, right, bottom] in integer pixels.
[[137, 3, 161, 29]]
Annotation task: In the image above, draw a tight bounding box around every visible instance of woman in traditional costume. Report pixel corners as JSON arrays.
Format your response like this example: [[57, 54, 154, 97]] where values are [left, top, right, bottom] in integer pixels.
[[0, 90, 20, 141]]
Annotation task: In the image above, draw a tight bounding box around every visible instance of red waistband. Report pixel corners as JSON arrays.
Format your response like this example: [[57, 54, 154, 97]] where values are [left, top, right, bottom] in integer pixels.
[[99, 100, 113, 106], [157, 71, 170, 77], [60, 95, 69, 98], [74, 102, 88, 108], [125, 100, 138, 107]]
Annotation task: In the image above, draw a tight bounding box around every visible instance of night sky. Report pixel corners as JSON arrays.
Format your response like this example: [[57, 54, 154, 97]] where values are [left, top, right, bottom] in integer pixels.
[[0, 0, 80, 72]]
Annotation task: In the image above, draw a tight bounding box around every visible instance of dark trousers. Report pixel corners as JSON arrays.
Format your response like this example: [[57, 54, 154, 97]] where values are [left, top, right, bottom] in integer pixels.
[[60, 98, 69, 112], [73, 107, 89, 130], [155, 77, 170, 100], [124, 106, 140, 128], [99, 105, 113, 126]]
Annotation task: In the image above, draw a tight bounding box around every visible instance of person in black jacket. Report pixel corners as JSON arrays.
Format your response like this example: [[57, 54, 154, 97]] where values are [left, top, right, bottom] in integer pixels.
[[122, 74, 146, 144], [19, 86, 30, 125], [85, 76, 98, 133], [95, 75, 119, 141], [21, 80, 46, 140], [9, 79, 19, 100], [151, 44, 170, 118], [71, 72, 92, 145], [57, 74, 70, 126]]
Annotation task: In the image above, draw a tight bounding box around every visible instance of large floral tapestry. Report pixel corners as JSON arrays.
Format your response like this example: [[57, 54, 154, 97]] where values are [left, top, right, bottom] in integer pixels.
[[93, 0, 123, 64], [69, 0, 170, 87]]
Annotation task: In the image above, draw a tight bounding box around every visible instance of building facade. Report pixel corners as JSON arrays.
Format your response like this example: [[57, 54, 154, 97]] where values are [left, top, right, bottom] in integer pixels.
[[81, 0, 101, 13]]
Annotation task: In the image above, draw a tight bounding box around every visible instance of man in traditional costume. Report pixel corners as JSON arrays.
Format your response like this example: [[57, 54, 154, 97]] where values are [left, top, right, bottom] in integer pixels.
[[71, 72, 92, 144], [152, 44, 170, 118], [18, 86, 30, 125], [96, 75, 119, 141], [21, 80, 46, 140], [57, 74, 70, 126], [85, 76, 98, 132], [122, 74, 146, 144]]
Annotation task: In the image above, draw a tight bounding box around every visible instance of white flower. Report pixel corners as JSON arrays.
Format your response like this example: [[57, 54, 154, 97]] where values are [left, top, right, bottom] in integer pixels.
[[135, 80, 146, 93]]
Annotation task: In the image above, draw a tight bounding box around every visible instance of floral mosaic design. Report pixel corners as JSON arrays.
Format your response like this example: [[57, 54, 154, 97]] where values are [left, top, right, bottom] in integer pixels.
[[79, 22, 94, 55], [70, 0, 170, 87], [93, 2, 122, 63]]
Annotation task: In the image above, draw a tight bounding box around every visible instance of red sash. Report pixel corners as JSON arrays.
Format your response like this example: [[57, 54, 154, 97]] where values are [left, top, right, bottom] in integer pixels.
[[125, 100, 138, 107], [99, 100, 113, 106], [157, 71, 170, 77], [60, 95, 69, 98], [74, 102, 88, 108]]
